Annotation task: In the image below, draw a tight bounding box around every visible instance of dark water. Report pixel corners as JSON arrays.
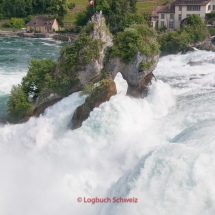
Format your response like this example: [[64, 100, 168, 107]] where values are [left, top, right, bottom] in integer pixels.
[[0, 36, 64, 115]]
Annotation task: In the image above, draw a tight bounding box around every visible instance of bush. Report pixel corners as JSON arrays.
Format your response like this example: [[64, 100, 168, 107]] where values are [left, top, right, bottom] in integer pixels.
[[63, 32, 103, 70], [205, 12, 215, 20], [7, 85, 32, 122], [2, 21, 12, 28], [158, 30, 191, 54], [110, 24, 160, 63], [68, 3, 75, 9], [208, 27, 215, 36], [125, 13, 145, 27], [0, 13, 3, 20], [75, 11, 89, 26], [79, 82, 94, 96], [186, 14, 203, 26], [25, 15, 32, 24], [11, 17, 25, 29], [21, 59, 56, 99], [70, 26, 82, 33], [158, 14, 209, 54], [56, 30, 67, 33], [157, 26, 167, 33]]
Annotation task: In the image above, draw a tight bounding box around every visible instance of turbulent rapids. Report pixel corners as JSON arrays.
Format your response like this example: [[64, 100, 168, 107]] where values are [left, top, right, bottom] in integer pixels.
[[0, 37, 215, 215]]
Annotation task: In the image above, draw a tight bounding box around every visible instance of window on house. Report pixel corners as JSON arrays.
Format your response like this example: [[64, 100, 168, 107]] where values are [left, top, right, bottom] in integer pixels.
[[187, 5, 201, 11], [186, 14, 190, 18], [161, 14, 165, 19], [213, 5, 215, 10], [179, 6, 182, 11], [169, 21, 174, 28], [208, 5, 211, 10], [170, 14, 174, 19], [178, 14, 182, 21], [161, 21, 164, 26]]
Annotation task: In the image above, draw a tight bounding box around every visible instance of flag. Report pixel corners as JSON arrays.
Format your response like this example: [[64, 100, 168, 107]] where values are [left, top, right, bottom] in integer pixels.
[[89, 0, 94, 6]]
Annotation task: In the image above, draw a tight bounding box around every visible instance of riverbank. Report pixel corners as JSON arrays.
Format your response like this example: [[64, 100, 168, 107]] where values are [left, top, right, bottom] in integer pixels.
[[0, 30, 78, 41]]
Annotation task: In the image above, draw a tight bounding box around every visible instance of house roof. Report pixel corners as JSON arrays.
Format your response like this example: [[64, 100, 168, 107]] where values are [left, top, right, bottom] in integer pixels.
[[26, 16, 56, 27], [157, 2, 175, 13], [175, 0, 211, 6], [152, 6, 163, 17]]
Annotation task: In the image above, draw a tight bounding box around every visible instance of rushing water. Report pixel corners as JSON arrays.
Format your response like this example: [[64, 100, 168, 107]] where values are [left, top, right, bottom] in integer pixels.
[[0, 37, 215, 215], [0, 37, 63, 116]]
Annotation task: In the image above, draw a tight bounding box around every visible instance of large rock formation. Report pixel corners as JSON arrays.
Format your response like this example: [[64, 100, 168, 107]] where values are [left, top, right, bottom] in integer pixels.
[[105, 53, 159, 98], [77, 17, 113, 86], [17, 17, 159, 127], [183, 38, 215, 54], [55, 17, 112, 88], [70, 79, 116, 129], [33, 16, 113, 116]]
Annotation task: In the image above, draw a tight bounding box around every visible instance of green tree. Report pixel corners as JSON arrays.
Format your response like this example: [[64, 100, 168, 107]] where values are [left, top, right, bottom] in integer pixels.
[[75, 11, 89, 26], [11, 17, 25, 29], [48, 0, 69, 25], [186, 14, 203, 26], [32, 0, 50, 14], [7, 85, 32, 122], [110, 24, 160, 63], [14, 0, 27, 17], [76, 0, 138, 32], [125, 13, 145, 27], [157, 15, 209, 54], [21, 59, 56, 99]]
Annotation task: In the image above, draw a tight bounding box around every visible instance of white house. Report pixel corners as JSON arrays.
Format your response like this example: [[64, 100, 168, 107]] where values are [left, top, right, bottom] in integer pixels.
[[151, 6, 163, 28], [154, 0, 214, 30]]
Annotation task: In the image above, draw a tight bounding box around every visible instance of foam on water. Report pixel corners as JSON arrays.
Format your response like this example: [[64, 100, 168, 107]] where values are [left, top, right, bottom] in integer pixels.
[[0, 49, 215, 215]]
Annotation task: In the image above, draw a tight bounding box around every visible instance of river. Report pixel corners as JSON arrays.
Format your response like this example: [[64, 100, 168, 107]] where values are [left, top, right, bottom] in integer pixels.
[[0, 37, 215, 215], [0, 37, 63, 116]]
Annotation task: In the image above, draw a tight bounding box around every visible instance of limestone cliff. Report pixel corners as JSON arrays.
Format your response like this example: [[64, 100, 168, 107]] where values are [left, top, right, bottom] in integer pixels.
[[105, 53, 159, 98], [104, 25, 160, 98], [54, 17, 112, 89]]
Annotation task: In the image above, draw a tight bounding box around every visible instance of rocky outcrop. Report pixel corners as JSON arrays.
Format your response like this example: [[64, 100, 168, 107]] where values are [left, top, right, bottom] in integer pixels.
[[75, 19, 113, 86], [25, 17, 159, 125], [0, 115, 9, 124], [105, 53, 159, 98], [55, 17, 112, 87], [33, 17, 113, 117], [17, 33, 51, 38], [52, 33, 77, 41], [194, 38, 215, 51], [183, 38, 215, 54], [70, 79, 116, 130], [187, 58, 215, 66], [33, 93, 62, 116]]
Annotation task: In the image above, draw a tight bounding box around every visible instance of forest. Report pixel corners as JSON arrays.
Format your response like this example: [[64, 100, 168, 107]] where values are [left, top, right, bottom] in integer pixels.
[[0, 0, 68, 22]]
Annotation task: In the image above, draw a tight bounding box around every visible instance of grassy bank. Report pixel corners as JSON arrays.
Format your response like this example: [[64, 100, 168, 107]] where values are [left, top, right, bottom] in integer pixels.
[[135, 0, 171, 14], [64, 0, 88, 23]]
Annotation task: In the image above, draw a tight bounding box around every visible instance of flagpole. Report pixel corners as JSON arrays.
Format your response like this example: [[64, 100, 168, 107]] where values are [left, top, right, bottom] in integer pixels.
[[93, 0, 95, 13]]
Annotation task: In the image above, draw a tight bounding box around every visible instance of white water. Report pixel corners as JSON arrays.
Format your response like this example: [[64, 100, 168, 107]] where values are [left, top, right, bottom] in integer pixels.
[[0, 50, 215, 215]]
